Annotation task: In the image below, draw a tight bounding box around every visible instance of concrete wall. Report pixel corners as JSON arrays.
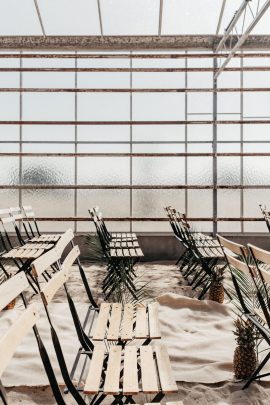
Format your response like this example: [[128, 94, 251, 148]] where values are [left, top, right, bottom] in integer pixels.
[[8, 233, 270, 262]]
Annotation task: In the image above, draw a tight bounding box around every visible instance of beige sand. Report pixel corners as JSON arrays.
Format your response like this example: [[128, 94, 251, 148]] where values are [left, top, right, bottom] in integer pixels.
[[4, 263, 270, 404]]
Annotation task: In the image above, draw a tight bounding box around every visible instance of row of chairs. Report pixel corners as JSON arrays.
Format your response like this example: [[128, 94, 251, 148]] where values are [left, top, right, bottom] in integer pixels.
[[165, 206, 225, 299], [89, 207, 144, 301], [166, 204, 270, 388], [0, 208, 180, 404]]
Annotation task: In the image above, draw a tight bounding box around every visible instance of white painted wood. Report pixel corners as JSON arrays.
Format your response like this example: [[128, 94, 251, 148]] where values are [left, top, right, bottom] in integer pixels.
[[92, 303, 111, 340], [62, 245, 80, 272], [84, 346, 105, 394], [248, 243, 270, 266], [226, 254, 250, 276], [155, 345, 178, 393], [103, 346, 122, 394], [135, 304, 148, 339], [55, 229, 74, 256], [106, 303, 122, 341], [0, 273, 28, 311], [120, 304, 134, 341], [0, 304, 39, 378], [140, 346, 158, 393], [31, 247, 59, 278], [40, 268, 69, 305], [148, 302, 161, 339], [123, 346, 139, 395]]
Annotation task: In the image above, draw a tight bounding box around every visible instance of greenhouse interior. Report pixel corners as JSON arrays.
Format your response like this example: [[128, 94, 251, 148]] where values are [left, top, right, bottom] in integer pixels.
[[2, 0, 270, 404]]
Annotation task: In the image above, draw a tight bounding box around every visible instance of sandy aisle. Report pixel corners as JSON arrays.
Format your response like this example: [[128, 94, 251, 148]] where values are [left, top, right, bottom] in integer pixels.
[[4, 262, 270, 404]]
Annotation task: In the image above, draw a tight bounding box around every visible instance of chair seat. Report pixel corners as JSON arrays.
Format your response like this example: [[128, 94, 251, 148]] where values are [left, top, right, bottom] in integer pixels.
[[30, 234, 61, 243], [20, 242, 54, 250], [110, 247, 144, 258], [92, 302, 161, 341], [111, 233, 137, 239], [109, 240, 140, 249], [84, 344, 178, 396], [2, 247, 44, 259]]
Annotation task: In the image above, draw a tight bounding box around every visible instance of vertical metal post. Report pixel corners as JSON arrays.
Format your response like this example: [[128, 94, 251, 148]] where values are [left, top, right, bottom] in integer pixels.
[[74, 52, 78, 233], [19, 52, 23, 219], [184, 51, 188, 217], [213, 57, 218, 235], [240, 52, 244, 232], [129, 51, 133, 232]]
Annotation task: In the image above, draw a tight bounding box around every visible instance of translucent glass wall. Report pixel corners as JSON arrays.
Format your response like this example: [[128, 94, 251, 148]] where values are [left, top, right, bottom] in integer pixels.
[[0, 51, 269, 233]]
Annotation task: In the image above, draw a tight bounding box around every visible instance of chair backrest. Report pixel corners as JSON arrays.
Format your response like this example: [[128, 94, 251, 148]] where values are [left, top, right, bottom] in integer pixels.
[[40, 246, 80, 306], [22, 205, 41, 237], [0, 209, 24, 247], [248, 243, 270, 266], [55, 228, 74, 257], [217, 234, 248, 258], [0, 273, 68, 405], [9, 206, 31, 242]]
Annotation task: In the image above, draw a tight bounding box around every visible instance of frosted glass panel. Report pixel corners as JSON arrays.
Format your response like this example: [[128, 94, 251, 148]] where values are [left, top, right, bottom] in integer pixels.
[[217, 157, 240, 185], [78, 94, 130, 120], [22, 125, 75, 142], [22, 157, 74, 185], [23, 93, 74, 120], [133, 72, 185, 88], [0, 158, 19, 184], [217, 190, 241, 217], [243, 190, 270, 232], [133, 125, 185, 142], [133, 158, 185, 185], [244, 157, 270, 185], [244, 93, 270, 117], [243, 124, 270, 141], [217, 124, 240, 141], [0, 190, 19, 208], [188, 73, 212, 88], [188, 125, 212, 141], [188, 190, 212, 217], [133, 190, 185, 217], [0, 94, 19, 119], [77, 157, 129, 185], [23, 72, 74, 88], [78, 126, 129, 142], [217, 93, 240, 114], [78, 72, 129, 88], [188, 93, 212, 114], [188, 158, 212, 185], [133, 94, 185, 120], [0, 127, 19, 141], [22, 189, 74, 232]]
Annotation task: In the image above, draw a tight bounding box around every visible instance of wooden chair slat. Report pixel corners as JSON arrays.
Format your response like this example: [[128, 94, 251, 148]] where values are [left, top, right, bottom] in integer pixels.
[[258, 266, 270, 285], [217, 234, 247, 257], [129, 248, 137, 257], [140, 346, 159, 393], [120, 304, 134, 341], [92, 303, 111, 340], [55, 229, 74, 256], [155, 345, 178, 393], [0, 273, 28, 311], [41, 268, 69, 306], [148, 303, 161, 339], [135, 305, 148, 339], [31, 247, 59, 277], [248, 243, 270, 266], [136, 248, 144, 257], [0, 304, 39, 378], [103, 346, 122, 394], [62, 245, 80, 272], [123, 346, 139, 395], [107, 303, 122, 341], [84, 346, 105, 394], [226, 254, 250, 276]]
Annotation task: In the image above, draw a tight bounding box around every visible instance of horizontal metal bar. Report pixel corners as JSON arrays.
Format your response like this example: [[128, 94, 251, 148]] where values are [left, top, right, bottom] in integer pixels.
[[1, 152, 270, 157], [1, 120, 270, 125], [2, 140, 270, 144], [1, 184, 270, 190], [33, 216, 264, 222], [0, 66, 270, 72], [0, 52, 270, 59], [1, 87, 270, 93]]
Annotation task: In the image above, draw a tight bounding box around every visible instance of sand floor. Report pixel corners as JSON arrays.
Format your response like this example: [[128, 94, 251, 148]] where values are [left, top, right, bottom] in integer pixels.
[[5, 262, 270, 404]]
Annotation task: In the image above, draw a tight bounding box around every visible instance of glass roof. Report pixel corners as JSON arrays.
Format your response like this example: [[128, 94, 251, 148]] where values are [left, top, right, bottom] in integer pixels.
[[0, 0, 269, 36]]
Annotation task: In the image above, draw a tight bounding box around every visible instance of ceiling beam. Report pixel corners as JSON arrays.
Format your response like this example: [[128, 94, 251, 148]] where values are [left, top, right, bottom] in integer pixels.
[[1, 35, 270, 51]]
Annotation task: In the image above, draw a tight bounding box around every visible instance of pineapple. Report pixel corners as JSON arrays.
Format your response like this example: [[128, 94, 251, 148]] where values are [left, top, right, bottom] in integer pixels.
[[233, 318, 257, 380], [209, 267, 224, 303]]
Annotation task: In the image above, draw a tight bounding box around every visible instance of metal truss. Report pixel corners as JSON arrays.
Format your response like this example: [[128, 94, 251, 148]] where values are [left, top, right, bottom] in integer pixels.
[[215, 0, 270, 78]]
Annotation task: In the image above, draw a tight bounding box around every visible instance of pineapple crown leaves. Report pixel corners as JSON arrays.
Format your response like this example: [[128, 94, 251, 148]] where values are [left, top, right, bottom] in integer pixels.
[[233, 318, 257, 348], [210, 266, 225, 283]]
